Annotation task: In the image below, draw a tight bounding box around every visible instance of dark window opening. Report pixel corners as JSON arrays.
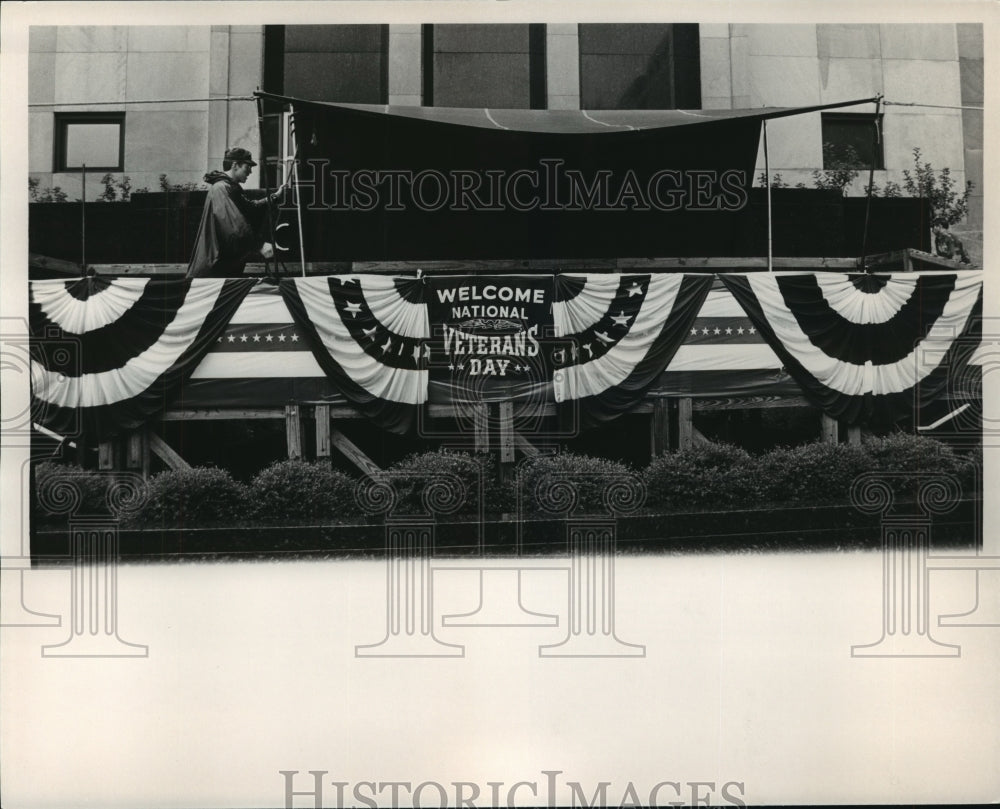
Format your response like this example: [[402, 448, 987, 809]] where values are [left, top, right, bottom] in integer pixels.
[[821, 112, 885, 170], [579, 23, 701, 110], [53, 112, 125, 172]]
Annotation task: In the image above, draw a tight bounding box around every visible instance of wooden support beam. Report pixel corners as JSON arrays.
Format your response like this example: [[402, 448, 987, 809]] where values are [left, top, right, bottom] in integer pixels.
[[162, 408, 287, 421], [650, 398, 669, 457], [498, 401, 514, 464], [821, 414, 839, 444], [473, 403, 490, 454], [329, 428, 381, 477], [285, 404, 303, 460], [98, 439, 116, 471], [148, 432, 191, 470], [315, 404, 331, 458], [846, 425, 861, 446], [677, 397, 694, 450], [125, 430, 150, 479]]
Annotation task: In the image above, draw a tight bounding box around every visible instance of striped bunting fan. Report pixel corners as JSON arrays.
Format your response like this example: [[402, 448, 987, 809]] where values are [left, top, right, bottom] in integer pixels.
[[29, 276, 254, 437], [719, 271, 983, 424], [553, 273, 713, 426], [279, 275, 429, 434]]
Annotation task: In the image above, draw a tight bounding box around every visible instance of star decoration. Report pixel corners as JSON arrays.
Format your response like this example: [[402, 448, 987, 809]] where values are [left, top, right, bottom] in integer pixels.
[[240, 334, 248, 342], [448, 364, 455, 371], [290, 334, 299, 342], [724, 327, 732, 335], [252, 334, 261, 342], [701, 327, 709, 336], [412, 345, 421, 362], [227, 335, 236, 343], [582, 342, 593, 356], [749, 326, 756, 334], [380, 337, 393, 353], [690, 328, 698, 336], [713, 327, 721, 335], [216, 336, 223, 343], [422, 344, 431, 358], [627, 283, 644, 297], [362, 326, 378, 339], [457, 363, 464, 370], [736, 327, 744, 335], [265, 334, 274, 342], [611, 311, 631, 327], [343, 301, 363, 318], [595, 330, 613, 344]]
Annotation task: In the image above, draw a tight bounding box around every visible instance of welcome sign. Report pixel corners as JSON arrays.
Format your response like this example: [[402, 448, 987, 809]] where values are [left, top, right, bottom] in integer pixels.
[[427, 275, 556, 403]]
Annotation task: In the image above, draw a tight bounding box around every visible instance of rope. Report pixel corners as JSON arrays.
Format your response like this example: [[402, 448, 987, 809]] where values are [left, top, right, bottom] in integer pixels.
[[28, 95, 256, 108], [883, 100, 983, 111]]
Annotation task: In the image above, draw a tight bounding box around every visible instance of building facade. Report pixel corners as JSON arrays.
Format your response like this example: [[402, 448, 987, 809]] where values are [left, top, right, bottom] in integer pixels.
[[29, 23, 983, 230]]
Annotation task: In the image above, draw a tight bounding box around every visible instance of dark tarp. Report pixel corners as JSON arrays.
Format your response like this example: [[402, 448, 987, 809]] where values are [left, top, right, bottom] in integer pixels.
[[268, 94, 878, 262]]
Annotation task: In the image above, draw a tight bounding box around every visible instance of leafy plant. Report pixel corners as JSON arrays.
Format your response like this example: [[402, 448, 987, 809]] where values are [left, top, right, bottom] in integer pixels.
[[28, 176, 70, 203], [517, 452, 639, 516], [159, 173, 203, 193], [98, 173, 133, 202], [127, 466, 248, 527], [810, 142, 863, 196], [901, 147, 973, 226], [249, 460, 359, 523], [644, 442, 759, 511]]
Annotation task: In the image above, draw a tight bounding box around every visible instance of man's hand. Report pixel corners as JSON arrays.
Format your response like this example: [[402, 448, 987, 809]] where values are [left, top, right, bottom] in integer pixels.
[[260, 242, 276, 260]]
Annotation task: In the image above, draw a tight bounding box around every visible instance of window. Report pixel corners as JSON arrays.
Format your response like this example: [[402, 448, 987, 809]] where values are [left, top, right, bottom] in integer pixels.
[[423, 24, 546, 109], [821, 113, 884, 170], [54, 113, 125, 172], [579, 24, 701, 110]]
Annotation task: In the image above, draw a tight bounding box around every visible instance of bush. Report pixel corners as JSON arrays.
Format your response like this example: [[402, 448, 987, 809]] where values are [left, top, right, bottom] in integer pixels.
[[34, 462, 113, 518], [381, 450, 509, 517], [863, 432, 965, 494], [249, 460, 359, 523], [518, 452, 640, 516], [756, 442, 871, 504], [644, 442, 758, 511], [128, 466, 248, 527]]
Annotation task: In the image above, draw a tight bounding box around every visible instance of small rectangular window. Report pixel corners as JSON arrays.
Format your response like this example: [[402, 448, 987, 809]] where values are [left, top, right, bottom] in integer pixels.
[[54, 113, 125, 172], [821, 112, 884, 170]]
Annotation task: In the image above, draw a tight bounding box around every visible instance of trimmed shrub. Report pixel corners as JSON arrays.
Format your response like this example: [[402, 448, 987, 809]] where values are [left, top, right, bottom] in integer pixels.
[[128, 466, 248, 527], [756, 442, 871, 504], [34, 462, 112, 518], [381, 450, 509, 517], [518, 452, 640, 516], [249, 460, 359, 523], [644, 442, 758, 511], [864, 432, 965, 494]]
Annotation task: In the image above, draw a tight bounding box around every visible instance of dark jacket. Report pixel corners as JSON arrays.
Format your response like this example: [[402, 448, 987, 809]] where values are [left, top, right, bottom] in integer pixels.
[[187, 172, 272, 278]]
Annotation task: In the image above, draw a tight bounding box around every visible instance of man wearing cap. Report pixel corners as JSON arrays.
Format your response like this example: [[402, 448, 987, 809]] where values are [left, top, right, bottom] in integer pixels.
[[187, 147, 289, 278]]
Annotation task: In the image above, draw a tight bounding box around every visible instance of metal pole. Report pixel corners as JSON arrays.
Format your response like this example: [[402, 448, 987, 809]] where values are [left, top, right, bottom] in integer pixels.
[[289, 105, 307, 277], [255, 92, 283, 277], [860, 95, 883, 272], [763, 122, 773, 272], [81, 164, 86, 274]]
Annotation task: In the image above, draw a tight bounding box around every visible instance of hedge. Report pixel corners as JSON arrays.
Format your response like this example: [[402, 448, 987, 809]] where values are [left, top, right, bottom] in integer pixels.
[[32, 433, 981, 527], [126, 467, 248, 528], [249, 460, 359, 523]]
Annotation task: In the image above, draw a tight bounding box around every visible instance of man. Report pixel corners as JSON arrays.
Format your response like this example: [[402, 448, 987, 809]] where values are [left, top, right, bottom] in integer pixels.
[[932, 218, 971, 265], [187, 147, 288, 278]]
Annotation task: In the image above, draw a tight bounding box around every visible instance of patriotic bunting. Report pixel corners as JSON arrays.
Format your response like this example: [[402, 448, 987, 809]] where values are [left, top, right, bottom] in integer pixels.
[[279, 275, 428, 434], [30, 276, 254, 437], [553, 273, 713, 426], [29, 271, 982, 438], [719, 271, 983, 424]]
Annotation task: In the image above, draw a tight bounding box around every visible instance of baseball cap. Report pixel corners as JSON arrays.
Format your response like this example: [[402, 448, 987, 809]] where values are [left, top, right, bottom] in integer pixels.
[[225, 147, 257, 166]]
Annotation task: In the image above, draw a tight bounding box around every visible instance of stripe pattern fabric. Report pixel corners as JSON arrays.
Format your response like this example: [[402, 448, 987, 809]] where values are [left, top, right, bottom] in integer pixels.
[[720, 271, 983, 424], [29, 276, 255, 437]]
